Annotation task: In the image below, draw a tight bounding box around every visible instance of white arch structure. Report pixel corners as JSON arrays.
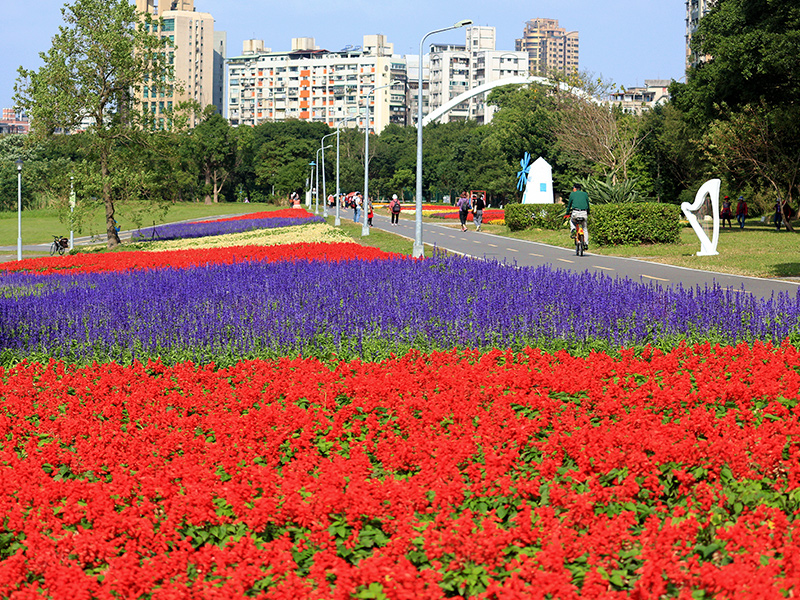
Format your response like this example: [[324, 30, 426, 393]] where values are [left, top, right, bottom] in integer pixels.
[[422, 75, 602, 126]]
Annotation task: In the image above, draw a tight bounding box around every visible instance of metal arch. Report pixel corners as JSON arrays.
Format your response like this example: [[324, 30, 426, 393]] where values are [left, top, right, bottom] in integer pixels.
[[421, 75, 602, 126]]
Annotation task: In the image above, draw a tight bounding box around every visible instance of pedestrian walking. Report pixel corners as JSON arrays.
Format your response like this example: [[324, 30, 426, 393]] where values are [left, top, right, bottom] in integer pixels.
[[735, 196, 748, 229], [775, 198, 784, 231], [721, 196, 732, 228], [458, 193, 473, 232], [354, 193, 362, 223], [474, 193, 486, 232], [390, 194, 401, 225], [367, 198, 374, 227]]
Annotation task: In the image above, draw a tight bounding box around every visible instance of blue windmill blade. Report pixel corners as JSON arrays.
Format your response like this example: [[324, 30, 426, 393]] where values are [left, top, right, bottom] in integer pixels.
[[516, 152, 532, 192]]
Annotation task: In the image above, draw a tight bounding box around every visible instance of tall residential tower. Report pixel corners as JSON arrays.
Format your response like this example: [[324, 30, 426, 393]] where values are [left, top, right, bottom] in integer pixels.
[[685, 0, 716, 70], [428, 26, 528, 124], [135, 0, 223, 127], [515, 19, 579, 75]]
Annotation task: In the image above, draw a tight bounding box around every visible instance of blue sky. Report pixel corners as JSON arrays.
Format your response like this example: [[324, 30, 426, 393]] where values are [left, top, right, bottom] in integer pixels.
[[2, 0, 686, 111]]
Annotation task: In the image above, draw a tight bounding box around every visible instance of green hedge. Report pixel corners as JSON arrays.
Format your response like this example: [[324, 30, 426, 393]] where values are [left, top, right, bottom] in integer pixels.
[[591, 203, 682, 245], [505, 201, 682, 245], [505, 203, 564, 231]]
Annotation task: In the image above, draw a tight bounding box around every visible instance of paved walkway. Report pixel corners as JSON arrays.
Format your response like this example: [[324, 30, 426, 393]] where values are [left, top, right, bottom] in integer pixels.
[[369, 213, 800, 300]]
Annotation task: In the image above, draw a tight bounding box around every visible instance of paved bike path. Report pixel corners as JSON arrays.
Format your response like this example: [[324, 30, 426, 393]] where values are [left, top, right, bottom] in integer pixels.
[[370, 213, 800, 300]]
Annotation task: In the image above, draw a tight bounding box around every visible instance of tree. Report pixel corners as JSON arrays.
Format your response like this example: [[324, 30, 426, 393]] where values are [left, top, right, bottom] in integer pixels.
[[682, 0, 800, 121], [14, 0, 172, 248], [192, 107, 237, 204], [705, 103, 800, 230], [552, 90, 649, 184], [485, 83, 583, 196]]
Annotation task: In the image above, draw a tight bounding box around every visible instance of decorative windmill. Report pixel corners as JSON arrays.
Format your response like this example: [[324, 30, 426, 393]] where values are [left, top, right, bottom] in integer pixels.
[[516, 153, 554, 204], [516, 152, 532, 193]]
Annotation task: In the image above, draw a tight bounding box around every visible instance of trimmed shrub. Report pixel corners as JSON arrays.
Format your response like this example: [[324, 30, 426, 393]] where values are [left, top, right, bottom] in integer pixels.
[[592, 203, 682, 245], [504, 203, 564, 231]]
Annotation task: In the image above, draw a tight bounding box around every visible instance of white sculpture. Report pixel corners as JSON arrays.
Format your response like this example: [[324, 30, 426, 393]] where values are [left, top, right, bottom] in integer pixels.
[[681, 178, 721, 256]]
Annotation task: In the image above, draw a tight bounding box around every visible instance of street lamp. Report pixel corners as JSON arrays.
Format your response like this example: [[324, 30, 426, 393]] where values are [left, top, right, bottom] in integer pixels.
[[69, 175, 75, 251], [414, 19, 473, 258], [362, 83, 393, 237], [315, 145, 332, 215], [15, 158, 22, 261], [308, 161, 316, 208], [335, 113, 360, 226], [321, 132, 337, 218]]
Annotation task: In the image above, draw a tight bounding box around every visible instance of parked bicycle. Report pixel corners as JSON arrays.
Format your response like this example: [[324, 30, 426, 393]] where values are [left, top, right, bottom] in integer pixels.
[[50, 235, 69, 256]]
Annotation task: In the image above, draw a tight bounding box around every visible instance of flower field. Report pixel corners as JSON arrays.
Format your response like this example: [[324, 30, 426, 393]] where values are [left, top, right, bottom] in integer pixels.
[[131, 209, 321, 243], [2, 344, 800, 598], [2, 210, 800, 598]]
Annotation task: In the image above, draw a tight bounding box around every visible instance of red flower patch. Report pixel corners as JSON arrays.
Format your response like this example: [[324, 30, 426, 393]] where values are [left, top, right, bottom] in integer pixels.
[[0, 242, 402, 276], [0, 342, 799, 596], [197, 208, 316, 224]]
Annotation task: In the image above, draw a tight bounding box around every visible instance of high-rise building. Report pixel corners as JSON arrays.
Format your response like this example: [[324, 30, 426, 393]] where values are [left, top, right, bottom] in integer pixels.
[[428, 26, 528, 124], [685, 0, 716, 70], [225, 35, 407, 134], [515, 18, 579, 75], [212, 32, 227, 114], [135, 0, 223, 127]]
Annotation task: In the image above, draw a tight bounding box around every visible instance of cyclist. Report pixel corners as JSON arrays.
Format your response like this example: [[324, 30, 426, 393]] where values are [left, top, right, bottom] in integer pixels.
[[565, 183, 591, 249]]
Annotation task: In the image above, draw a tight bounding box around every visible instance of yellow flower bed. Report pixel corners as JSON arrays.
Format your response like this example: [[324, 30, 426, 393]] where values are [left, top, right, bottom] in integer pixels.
[[132, 223, 352, 252]]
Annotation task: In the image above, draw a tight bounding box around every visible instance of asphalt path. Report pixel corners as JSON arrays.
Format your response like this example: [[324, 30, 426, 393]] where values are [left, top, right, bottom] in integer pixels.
[[368, 212, 800, 300]]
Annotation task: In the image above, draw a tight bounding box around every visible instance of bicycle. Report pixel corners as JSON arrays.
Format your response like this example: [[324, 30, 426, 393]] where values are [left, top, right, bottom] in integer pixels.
[[50, 235, 69, 256], [565, 212, 588, 257], [573, 216, 587, 257]]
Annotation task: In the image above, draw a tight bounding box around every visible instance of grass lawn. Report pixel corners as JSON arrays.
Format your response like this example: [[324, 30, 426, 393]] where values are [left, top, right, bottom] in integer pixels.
[[327, 215, 444, 256], [0, 202, 278, 247]]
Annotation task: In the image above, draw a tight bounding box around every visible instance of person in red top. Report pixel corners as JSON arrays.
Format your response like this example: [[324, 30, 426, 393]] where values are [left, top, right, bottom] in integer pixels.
[[736, 196, 748, 229], [721, 196, 733, 228]]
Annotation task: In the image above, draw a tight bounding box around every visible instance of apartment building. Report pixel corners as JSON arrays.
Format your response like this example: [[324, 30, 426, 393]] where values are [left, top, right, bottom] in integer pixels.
[[225, 35, 407, 134], [685, 0, 716, 70], [609, 80, 671, 114], [428, 26, 528, 124], [515, 18, 579, 75], [135, 0, 222, 127], [0, 109, 30, 135]]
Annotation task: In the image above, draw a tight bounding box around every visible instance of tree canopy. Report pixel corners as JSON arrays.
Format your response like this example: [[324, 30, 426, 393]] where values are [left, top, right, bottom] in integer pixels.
[[14, 0, 172, 247], [678, 0, 800, 122]]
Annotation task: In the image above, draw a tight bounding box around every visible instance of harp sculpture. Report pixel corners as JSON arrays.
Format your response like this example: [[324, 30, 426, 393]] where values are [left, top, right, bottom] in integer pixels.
[[681, 178, 721, 256]]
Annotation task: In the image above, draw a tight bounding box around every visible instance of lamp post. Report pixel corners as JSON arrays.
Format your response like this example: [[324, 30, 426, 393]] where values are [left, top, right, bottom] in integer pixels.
[[335, 113, 359, 226], [308, 161, 316, 208], [362, 83, 393, 237], [414, 19, 472, 258], [315, 145, 332, 215], [321, 132, 337, 218], [69, 175, 75, 251], [15, 158, 22, 261]]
